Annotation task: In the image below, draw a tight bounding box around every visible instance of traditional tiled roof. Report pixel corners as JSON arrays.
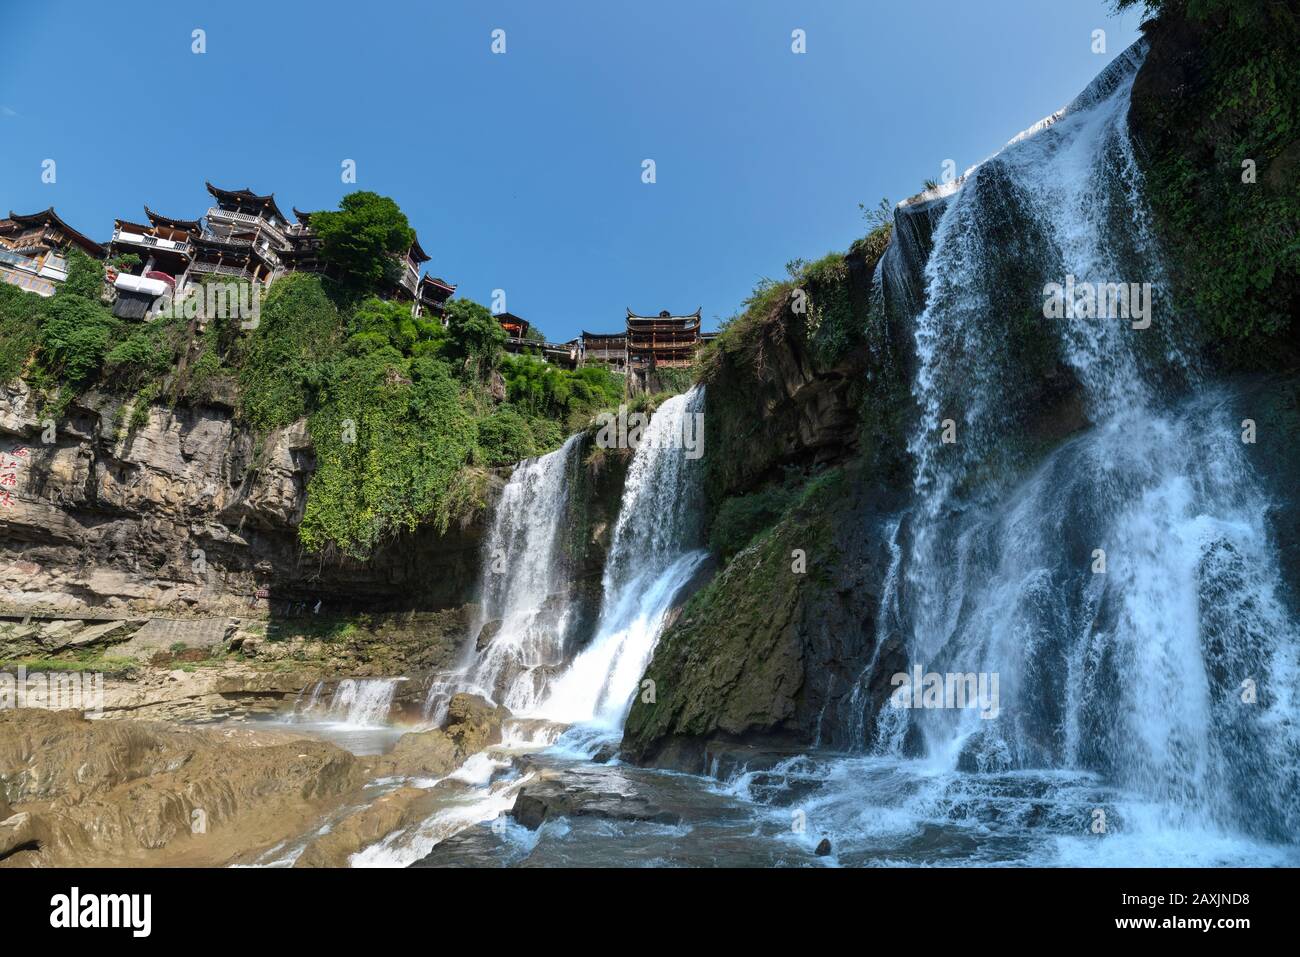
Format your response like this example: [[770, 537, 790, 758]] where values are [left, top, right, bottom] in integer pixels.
[[205, 182, 289, 224], [626, 307, 702, 324], [419, 274, 456, 297], [4, 208, 104, 257], [144, 206, 201, 232]]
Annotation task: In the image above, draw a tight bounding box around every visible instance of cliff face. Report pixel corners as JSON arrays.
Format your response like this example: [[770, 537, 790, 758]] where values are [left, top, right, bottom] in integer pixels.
[[623, 150, 1090, 772], [622, 466, 909, 772], [0, 381, 488, 618]]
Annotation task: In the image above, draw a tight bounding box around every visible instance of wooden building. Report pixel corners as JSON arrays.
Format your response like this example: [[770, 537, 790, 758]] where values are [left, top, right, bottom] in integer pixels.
[[495, 311, 529, 339], [577, 309, 706, 370], [201, 182, 291, 284], [0, 208, 103, 296], [106, 208, 203, 317], [626, 308, 701, 368], [415, 274, 456, 318], [580, 330, 628, 369]]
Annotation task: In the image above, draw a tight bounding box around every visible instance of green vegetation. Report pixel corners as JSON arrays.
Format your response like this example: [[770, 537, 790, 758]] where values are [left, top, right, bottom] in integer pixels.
[[0, 282, 41, 383], [694, 222, 897, 517], [1121, 0, 1299, 365], [238, 273, 342, 429], [0, 191, 634, 560], [623, 468, 848, 754], [500, 353, 623, 429], [0, 655, 139, 676], [308, 191, 416, 296], [709, 481, 799, 562]]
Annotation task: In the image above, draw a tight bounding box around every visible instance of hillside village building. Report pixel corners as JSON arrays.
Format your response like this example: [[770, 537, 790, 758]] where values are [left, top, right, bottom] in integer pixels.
[[577, 309, 714, 369], [0, 186, 712, 369], [0, 209, 104, 297]]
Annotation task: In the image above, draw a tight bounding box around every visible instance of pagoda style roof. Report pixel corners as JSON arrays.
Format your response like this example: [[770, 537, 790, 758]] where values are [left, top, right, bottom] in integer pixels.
[[144, 206, 201, 232], [4, 208, 104, 257], [582, 330, 626, 340], [626, 307, 702, 323], [205, 182, 289, 224], [292, 207, 313, 225], [408, 233, 430, 264], [113, 219, 158, 234], [419, 274, 455, 296]]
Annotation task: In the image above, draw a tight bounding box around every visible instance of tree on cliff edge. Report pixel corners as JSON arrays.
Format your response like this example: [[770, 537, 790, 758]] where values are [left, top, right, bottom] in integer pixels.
[[309, 191, 416, 296]]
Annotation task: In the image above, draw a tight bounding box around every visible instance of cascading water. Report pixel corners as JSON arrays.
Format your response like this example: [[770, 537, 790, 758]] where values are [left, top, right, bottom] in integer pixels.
[[314, 43, 1298, 868], [308, 678, 401, 727], [539, 387, 708, 731], [895, 39, 1300, 842], [725, 41, 1300, 866], [438, 388, 708, 733], [350, 390, 709, 865], [424, 434, 583, 722]]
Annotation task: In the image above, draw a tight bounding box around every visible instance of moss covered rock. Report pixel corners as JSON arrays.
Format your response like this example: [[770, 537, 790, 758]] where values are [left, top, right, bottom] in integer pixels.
[[622, 466, 908, 771]]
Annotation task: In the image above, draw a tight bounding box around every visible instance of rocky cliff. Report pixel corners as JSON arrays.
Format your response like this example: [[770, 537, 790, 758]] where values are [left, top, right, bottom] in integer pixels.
[[0, 381, 489, 618]]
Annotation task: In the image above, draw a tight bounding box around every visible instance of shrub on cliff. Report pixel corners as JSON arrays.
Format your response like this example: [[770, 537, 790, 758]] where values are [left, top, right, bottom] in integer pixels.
[[36, 294, 118, 386], [0, 283, 40, 383], [476, 404, 538, 466], [442, 299, 506, 380], [500, 353, 623, 429], [238, 273, 342, 429], [301, 352, 478, 558]]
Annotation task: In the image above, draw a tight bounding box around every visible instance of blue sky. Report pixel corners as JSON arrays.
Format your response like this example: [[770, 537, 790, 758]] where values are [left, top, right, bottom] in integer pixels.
[[0, 0, 1144, 341]]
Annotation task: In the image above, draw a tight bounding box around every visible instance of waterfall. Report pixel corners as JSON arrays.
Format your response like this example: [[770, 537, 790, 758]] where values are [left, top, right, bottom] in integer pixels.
[[870, 39, 1300, 845], [425, 434, 583, 722], [428, 389, 707, 733], [317, 678, 401, 727], [540, 386, 709, 729]]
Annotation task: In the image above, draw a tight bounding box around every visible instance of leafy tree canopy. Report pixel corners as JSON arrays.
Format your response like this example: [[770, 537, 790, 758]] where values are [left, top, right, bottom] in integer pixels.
[[309, 191, 416, 294]]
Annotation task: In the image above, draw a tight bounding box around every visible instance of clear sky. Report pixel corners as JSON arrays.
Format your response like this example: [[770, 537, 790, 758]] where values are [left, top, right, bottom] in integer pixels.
[[0, 0, 1144, 341]]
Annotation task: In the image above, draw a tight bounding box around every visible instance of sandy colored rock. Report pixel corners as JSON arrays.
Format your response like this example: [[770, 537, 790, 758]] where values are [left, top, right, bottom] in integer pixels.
[[294, 786, 444, 868], [0, 708, 364, 867]]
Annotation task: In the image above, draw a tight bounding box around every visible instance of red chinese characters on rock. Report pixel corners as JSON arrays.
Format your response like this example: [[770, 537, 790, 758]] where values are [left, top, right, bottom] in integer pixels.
[[0, 447, 28, 508]]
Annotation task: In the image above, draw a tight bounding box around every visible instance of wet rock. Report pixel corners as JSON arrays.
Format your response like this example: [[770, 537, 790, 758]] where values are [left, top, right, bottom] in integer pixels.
[[376, 728, 462, 779], [590, 743, 619, 764], [295, 786, 445, 868], [371, 693, 508, 780], [508, 772, 683, 831], [475, 619, 502, 652], [624, 466, 910, 771], [815, 837, 832, 856], [444, 692, 508, 754], [409, 822, 512, 868]]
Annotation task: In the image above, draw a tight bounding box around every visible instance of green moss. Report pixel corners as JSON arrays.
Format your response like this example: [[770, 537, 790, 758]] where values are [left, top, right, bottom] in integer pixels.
[[709, 482, 799, 562], [1124, 0, 1299, 366], [624, 468, 846, 751]]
